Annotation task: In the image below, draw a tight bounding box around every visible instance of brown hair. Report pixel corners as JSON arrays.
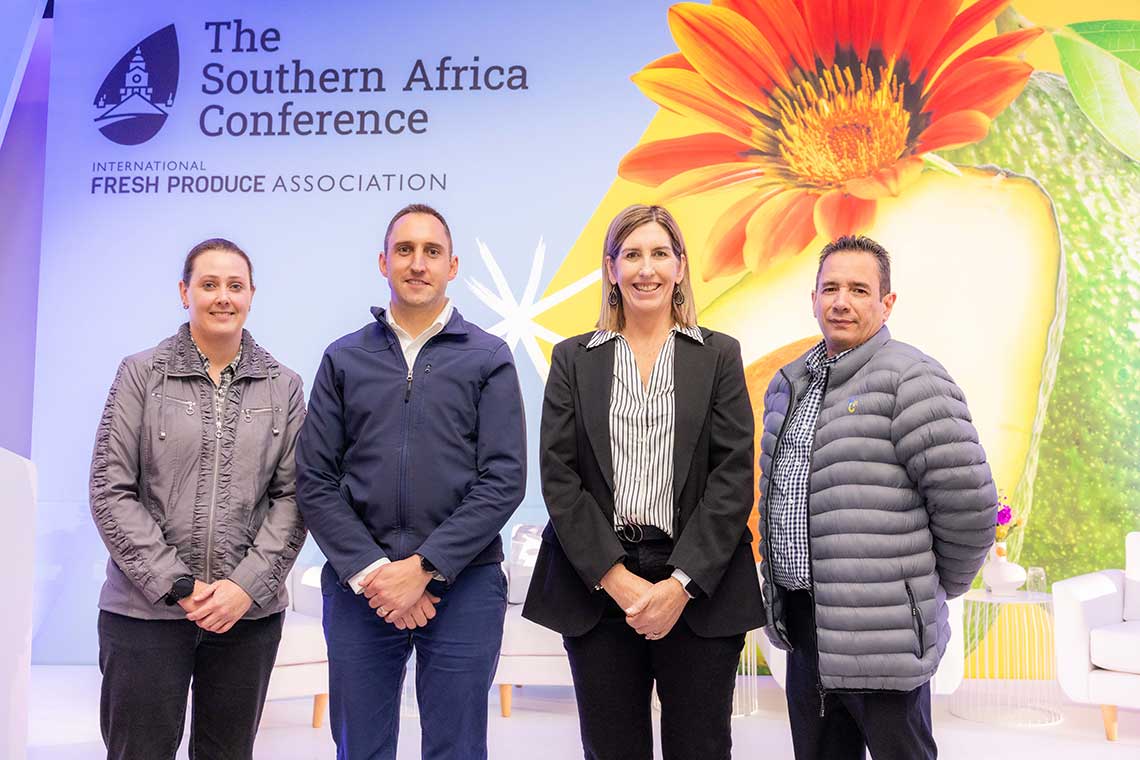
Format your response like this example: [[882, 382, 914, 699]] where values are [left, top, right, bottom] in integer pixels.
[[383, 203, 453, 255], [816, 235, 891, 296], [596, 204, 697, 331], [181, 238, 253, 287]]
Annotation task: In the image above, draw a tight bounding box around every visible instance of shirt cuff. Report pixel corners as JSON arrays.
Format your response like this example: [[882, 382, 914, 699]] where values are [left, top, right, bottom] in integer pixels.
[[349, 557, 390, 594], [671, 568, 696, 599]]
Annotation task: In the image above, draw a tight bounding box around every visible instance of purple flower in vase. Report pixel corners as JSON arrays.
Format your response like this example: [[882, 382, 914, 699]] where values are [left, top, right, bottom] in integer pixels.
[[997, 506, 1013, 526]]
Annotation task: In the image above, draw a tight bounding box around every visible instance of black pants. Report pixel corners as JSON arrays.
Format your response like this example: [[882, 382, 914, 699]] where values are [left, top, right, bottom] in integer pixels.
[[783, 590, 937, 760], [98, 610, 283, 760], [563, 536, 745, 760]]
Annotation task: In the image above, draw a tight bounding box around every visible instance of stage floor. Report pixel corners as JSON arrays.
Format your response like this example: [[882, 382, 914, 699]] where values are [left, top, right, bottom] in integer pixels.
[[27, 666, 1140, 759]]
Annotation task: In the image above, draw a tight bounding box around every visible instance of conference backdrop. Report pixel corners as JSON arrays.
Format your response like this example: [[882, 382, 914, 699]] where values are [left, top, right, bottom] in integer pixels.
[[31, 0, 1140, 663]]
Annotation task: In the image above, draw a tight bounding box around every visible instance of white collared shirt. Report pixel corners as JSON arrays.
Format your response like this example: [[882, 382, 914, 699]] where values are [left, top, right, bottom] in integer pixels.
[[347, 299, 453, 594], [385, 299, 453, 373]]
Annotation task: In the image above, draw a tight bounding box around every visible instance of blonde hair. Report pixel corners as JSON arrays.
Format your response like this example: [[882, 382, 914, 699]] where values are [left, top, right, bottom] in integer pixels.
[[596, 204, 698, 332]]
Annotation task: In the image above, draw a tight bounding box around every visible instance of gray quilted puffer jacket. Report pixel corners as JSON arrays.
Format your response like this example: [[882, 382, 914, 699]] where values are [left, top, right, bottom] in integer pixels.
[[90, 324, 307, 620], [758, 327, 996, 691]]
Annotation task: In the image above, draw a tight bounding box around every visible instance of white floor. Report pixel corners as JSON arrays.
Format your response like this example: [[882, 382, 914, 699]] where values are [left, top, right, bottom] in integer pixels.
[[26, 666, 1140, 759]]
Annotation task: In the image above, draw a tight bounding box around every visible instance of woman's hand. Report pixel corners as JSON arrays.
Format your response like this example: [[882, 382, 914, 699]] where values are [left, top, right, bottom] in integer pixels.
[[185, 579, 253, 633], [176, 580, 212, 615], [599, 563, 653, 611], [625, 578, 689, 640]]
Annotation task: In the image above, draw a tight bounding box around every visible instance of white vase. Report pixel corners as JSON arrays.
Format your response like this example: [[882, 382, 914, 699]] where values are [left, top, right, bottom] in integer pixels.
[[982, 541, 1026, 595]]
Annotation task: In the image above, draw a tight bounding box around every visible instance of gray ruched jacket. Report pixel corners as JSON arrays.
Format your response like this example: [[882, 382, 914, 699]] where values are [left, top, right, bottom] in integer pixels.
[[90, 324, 307, 620], [758, 326, 996, 692]]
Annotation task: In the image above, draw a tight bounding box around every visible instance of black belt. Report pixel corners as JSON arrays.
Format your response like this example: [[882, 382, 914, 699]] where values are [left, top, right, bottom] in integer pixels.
[[615, 523, 671, 543]]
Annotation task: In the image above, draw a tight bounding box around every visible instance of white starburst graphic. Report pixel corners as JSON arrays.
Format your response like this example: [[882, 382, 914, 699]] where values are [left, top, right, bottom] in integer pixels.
[[465, 237, 600, 381]]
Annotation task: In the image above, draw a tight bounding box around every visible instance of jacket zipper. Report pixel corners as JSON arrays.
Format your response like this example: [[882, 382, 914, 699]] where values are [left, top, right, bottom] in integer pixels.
[[805, 366, 830, 718], [764, 369, 830, 715], [905, 580, 926, 655], [397, 340, 435, 556], [761, 369, 796, 645], [205, 384, 231, 583]]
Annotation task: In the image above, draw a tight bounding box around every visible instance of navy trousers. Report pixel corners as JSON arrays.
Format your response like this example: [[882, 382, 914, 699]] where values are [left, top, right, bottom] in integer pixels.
[[321, 561, 507, 760], [783, 590, 937, 760]]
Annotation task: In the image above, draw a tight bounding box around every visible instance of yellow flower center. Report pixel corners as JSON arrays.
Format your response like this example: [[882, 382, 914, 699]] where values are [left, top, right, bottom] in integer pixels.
[[773, 64, 911, 187]]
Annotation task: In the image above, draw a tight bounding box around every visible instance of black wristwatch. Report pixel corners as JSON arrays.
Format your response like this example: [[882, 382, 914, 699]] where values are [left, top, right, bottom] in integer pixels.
[[419, 555, 446, 582], [164, 575, 195, 606]]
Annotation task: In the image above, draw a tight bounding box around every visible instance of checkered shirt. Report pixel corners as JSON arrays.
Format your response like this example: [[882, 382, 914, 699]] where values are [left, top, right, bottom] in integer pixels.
[[768, 340, 853, 590], [191, 339, 242, 418]]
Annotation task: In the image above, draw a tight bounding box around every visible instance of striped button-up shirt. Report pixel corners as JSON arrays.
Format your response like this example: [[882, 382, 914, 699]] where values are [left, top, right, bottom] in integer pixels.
[[768, 340, 853, 590], [587, 325, 704, 536]]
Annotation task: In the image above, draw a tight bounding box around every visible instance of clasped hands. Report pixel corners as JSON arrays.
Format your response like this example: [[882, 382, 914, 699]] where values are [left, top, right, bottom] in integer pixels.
[[361, 555, 441, 630], [180, 579, 253, 634], [600, 563, 689, 641]]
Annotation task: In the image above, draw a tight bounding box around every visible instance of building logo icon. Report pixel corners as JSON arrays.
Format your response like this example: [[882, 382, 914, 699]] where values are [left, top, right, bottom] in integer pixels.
[[93, 25, 179, 146]]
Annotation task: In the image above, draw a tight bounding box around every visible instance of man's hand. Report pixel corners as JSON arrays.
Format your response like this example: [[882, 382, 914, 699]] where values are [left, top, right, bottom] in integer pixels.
[[625, 578, 689, 640], [392, 591, 442, 630], [599, 563, 653, 611], [363, 555, 432, 621], [185, 579, 253, 634], [176, 580, 212, 616]]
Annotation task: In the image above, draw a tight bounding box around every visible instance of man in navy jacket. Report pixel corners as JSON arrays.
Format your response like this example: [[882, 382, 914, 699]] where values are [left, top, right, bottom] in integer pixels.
[[296, 204, 526, 760]]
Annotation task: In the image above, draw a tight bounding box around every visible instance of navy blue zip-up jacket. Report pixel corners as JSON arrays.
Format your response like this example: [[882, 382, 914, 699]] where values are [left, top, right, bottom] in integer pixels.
[[296, 306, 526, 585]]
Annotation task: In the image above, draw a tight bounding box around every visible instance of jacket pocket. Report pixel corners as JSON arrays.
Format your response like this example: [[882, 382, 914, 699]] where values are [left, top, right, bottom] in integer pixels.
[[904, 580, 926, 657], [151, 391, 196, 415], [242, 406, 276, 423]]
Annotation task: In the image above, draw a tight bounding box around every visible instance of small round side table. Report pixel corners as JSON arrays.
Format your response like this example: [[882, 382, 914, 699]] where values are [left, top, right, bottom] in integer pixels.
[[948, 589, 1064, 726]]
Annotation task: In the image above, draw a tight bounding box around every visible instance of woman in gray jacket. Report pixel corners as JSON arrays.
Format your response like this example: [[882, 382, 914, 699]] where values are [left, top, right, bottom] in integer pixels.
[[89, 238, 307, 760]]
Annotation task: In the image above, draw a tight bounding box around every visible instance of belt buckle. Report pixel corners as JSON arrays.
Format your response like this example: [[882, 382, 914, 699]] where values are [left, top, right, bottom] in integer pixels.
[[617, 523, 644, 543]]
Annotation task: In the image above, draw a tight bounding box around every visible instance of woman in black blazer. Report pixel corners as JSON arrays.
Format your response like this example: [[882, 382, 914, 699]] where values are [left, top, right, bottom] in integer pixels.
[[523, 204, 765, 760]]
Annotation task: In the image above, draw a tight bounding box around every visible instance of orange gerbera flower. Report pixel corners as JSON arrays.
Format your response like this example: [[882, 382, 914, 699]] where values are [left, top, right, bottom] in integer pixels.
[[618, 0, 1042, 280]]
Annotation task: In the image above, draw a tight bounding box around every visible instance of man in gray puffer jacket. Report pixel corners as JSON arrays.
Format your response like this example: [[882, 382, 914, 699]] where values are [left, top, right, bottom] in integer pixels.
[[758, 235, 996, 759]]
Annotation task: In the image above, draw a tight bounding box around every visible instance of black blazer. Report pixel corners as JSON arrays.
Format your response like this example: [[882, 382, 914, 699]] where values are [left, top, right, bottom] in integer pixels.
[[522, 328, 766, 638]]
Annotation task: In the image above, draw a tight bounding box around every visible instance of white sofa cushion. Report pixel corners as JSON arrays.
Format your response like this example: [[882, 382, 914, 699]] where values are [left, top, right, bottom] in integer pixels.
[[1124, 532, 1140, 622], [500, 605, 565, 656], [1090, 620, 1140, 675], [507, 524, 542, 605], [276, 612, 328, 666]]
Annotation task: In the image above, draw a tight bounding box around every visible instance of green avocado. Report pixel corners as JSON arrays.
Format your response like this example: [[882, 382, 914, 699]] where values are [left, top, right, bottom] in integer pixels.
[[946, 72, 1140, 584]]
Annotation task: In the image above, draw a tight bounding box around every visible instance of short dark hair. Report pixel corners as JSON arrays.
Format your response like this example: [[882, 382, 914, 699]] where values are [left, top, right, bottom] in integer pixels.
[[182, 238, 253, 287], [383, 203, 453, 255], [816, 235, 891, 296]]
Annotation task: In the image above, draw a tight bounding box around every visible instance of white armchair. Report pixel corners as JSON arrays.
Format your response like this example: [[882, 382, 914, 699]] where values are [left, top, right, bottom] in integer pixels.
[[1053, 532, 1140, 741], [265, 563, 329, 728], [492, 525, 573, 717]]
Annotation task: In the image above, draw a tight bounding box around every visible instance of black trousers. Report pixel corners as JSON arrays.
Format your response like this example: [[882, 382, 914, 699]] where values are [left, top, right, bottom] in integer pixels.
[[97, 610, 283, 760], [563, 536, 745, 760], [783, 590, 937, 760]]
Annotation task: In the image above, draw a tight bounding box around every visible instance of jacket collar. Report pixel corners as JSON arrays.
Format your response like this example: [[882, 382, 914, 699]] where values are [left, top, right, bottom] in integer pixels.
[[370, 304, 469, 344], [157, 323, 273, 379], [574, 325, 717, 499], [585, 324, 706, 349], [784, 325, 892, 391]]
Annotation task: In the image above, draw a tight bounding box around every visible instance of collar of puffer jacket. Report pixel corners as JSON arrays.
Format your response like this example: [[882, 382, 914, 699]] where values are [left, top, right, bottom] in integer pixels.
[[155, 323, 276, 379], [784, 325, 892, 392]]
